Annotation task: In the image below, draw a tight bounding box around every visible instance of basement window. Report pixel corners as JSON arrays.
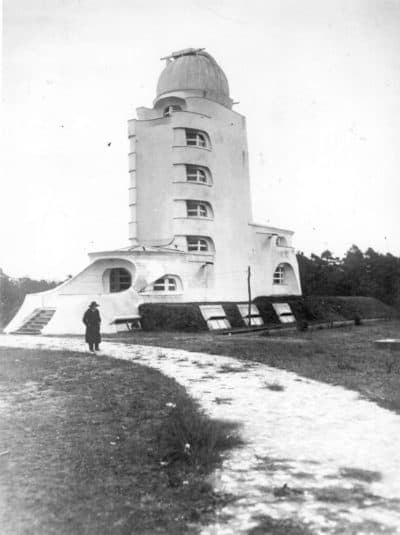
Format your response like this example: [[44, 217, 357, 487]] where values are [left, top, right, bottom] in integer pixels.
[[110, 268, 132, 293], [208, 318, 230, 330], [273, 264, 286, 285], [199, 305, 231, 331], [237, 304, 264, 326]]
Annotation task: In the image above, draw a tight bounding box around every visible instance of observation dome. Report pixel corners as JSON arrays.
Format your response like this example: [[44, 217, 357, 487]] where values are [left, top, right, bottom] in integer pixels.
[[155, 48, 232, 108]]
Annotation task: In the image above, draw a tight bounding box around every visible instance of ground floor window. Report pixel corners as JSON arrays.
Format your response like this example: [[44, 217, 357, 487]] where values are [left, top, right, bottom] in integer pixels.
[[273, 264, 286, 285], [152, 276, 178, 292], [276, 236, 288, 246], [110, 268, 132, 292]]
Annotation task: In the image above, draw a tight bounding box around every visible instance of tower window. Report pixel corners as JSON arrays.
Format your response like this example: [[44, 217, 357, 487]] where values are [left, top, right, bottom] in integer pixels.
[[187, 236, 209, 252], [152, 276, 178, 292], [276, 236, 288, 247], [185, 129, 209, 148], [110, 268, 132, 292], [186, 165, 207, 183], [273, 264, 286, 285], [164, 105, 182, 116], [186, 201, 208, 217]]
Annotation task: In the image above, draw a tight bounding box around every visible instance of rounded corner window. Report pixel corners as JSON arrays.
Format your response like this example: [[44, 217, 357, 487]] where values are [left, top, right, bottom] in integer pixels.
[[186, 200, 213, 218], [185, 165, 212, 184], [185, 129, 211, 149]]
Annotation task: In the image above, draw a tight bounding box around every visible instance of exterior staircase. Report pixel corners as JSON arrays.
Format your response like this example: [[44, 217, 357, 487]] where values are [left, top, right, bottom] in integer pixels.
[[15, 308, 56, 335]]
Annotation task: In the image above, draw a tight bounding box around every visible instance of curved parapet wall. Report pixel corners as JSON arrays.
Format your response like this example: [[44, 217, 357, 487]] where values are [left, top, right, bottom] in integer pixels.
[[4, 258, 143, 335]]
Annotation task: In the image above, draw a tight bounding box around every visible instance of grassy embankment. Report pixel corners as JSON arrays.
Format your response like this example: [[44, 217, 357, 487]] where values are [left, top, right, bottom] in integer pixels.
[[0, 347, 240, 535], [105, 320, 400, 414]]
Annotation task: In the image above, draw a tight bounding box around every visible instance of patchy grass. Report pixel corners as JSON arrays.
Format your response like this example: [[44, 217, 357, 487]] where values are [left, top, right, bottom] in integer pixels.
[[216, 364, 244, 374], [157, 398, 242, 470], [339, 467, 382, 483], [104, 320, 400, 413], [0, 347, 239, 535], [264, 381, 285, 392], [248, 514, 314, 535], [312, 484, 379, 505]]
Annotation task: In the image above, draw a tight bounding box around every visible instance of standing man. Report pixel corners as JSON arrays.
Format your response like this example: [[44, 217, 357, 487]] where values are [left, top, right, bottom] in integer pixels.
[[83, 301, 101, 352]]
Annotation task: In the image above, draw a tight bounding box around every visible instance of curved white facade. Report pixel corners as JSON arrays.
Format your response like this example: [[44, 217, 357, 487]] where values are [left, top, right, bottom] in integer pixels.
[[5, 49, 301, 335]]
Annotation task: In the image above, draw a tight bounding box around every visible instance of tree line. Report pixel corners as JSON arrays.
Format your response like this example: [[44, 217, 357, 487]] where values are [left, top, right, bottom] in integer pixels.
[[297, 245, 400, 309], [1, 245, 399, 328], [0, 269, 59, 328]]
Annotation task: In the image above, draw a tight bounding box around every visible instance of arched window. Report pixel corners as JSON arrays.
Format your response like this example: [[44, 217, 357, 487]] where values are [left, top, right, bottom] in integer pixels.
[[273, 264, 286, 285], [164, 105, 182, 116], [187, 236, 209, 252], [185, 129, 210, 148], [186, 200, 210, 218], [110, 268, 132, 292], [152, 276, 178, 292], [186, 165, 208, 183]]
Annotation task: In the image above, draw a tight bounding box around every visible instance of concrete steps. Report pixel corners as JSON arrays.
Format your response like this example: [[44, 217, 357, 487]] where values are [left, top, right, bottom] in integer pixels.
[[15, 309, 56, 335]]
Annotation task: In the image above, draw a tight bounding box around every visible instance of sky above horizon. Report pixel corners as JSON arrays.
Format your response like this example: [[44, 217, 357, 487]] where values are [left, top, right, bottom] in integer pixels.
[[1, 0, 400, 280]]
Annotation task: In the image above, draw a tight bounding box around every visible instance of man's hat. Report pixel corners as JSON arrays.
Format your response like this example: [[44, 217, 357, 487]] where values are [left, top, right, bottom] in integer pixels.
[[89, 301, 99, 308]]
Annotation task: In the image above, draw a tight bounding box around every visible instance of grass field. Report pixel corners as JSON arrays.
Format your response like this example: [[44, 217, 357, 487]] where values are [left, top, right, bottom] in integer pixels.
[[2, 321, 400, 534], [0, 347, 239, 535], [105, 320, 400, 414]]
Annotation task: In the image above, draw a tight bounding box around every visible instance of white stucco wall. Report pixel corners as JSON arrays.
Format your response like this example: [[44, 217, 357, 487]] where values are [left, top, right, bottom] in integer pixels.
[[5, 55, 301, 335]]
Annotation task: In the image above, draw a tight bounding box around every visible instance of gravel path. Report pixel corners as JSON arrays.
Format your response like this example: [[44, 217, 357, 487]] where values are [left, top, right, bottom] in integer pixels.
[[1, 335, 400, 534]]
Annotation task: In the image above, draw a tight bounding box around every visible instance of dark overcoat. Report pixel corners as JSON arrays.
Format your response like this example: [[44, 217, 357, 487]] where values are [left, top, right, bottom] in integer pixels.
[[83, 308, 101, 344]]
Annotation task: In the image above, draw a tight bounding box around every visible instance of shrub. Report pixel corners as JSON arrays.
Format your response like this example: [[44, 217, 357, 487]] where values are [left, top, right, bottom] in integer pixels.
[[296, 319, 308, 332], [157, 397, 243, 472], [254, 296, 316, 324], [222, 302, 246, 328], [139, 303, 207, 331], [253, 297, 280, 324]]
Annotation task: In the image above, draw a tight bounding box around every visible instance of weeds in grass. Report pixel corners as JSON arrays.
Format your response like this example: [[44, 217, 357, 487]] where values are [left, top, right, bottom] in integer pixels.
[[217, 364, 244, 373], [336, 355, 358, 371], [385, 357, 395, 374], [296, 320, 309, 332], [248, 514, 313, 535], [214, 397, 233, 405], [339, 467, 381, 483], [157, 398, 243, 472], [264, 381, 285, 392]]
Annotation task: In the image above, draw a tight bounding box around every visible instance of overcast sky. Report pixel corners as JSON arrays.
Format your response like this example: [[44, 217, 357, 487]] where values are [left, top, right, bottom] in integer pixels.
[[2, 0, 400, 280]]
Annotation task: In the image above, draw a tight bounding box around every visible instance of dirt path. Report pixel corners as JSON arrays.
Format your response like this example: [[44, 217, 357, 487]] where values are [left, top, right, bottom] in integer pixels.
[[1, 335, 400, 534]]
